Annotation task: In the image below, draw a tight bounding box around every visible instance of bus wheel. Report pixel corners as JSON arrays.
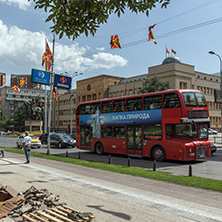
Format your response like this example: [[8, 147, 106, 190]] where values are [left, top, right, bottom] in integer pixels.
[[95, 142, 104, 155], [152, 146, 166, 162]]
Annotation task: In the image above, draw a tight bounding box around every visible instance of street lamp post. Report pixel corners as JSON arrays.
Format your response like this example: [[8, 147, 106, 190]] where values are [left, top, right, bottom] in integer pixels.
[[65, 72, 83, 135], [209, 51, 222, 142]]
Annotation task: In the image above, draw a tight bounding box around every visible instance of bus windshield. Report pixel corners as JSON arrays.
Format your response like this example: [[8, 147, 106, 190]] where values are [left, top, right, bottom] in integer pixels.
[[182, 92, 197, 107], [195, 92, 208, 107]]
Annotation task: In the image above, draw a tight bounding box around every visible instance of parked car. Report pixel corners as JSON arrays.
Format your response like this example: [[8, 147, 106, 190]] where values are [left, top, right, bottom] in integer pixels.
[[208, 128, 218, 135], [16, 134, 41, 149], [39, 132, 49, 144], [211, 142, 217, 155], [50, 133, 76, 148]]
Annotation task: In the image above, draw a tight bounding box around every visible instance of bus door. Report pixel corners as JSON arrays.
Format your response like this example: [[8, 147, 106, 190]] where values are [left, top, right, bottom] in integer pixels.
[[127, 126, 143, 155], [80, 126, 91, 149]]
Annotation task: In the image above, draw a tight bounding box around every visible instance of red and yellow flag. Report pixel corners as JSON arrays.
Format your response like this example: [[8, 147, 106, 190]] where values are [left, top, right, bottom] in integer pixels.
[[53, 87, 57, 100], [110, 35, 121, 49], [12, 85, 20, 93], [19, 77, 26, 88], [148, 25, 157, 44], [166, 48, 170, 56], [0, 96, 2, 104], [42, 41, 53, 72]]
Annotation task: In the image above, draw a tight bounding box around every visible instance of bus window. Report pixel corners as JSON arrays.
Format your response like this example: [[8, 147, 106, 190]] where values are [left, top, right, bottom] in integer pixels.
[[127, 98, 142, 111], [144, 95, 162, 110], [114, 99, 125, 112], [195, 92, 207, 107], [163, 93, 181, 108], [80, 104, 90, 115], [144, 126, 162, 140], [102, 127, 112, 138], [175, 124, 192, 137], [102, 101, 112, 113], [91, 103, 100, 114], [182, 92, 197, 107], [114, 127, 125, 139], [166, 124, 173, 137]]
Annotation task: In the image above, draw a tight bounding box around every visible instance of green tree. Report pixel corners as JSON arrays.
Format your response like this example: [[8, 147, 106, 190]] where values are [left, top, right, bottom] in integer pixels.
[[0, 107, 9, 130], [14, 104, 27, 132], [29, 0, 170, 39], [138, 76, 170, 94]]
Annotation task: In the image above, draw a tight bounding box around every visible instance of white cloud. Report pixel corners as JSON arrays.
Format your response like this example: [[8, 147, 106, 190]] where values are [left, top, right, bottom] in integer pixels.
[[0, 0, 31, 10], [83, 52, 128, 70], [0, 19, 128, 82]]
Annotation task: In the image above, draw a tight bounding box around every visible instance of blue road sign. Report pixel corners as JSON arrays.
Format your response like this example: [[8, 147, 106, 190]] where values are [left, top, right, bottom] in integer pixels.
[[31, 69, 50, 85], [54, 74, 72, 89]]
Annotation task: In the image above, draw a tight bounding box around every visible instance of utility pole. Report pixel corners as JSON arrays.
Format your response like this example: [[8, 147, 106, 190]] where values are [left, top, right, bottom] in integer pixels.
[[47, 34, 55, 155]]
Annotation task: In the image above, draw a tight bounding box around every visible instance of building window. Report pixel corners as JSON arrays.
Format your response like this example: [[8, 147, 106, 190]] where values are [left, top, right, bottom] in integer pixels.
[[179, 82, 187, 89], [121, 91, 123, 96]]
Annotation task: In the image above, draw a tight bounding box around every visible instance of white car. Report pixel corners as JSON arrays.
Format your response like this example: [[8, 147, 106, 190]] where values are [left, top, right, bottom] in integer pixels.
[[16, 134, 41, 149]]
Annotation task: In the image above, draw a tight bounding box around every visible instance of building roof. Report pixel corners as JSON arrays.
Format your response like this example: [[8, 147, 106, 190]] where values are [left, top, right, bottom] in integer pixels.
[[162, 56, 181, 65]]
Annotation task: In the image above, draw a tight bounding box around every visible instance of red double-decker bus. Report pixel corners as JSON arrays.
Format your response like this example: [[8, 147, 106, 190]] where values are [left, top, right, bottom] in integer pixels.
[[76, 89, 211, 161]]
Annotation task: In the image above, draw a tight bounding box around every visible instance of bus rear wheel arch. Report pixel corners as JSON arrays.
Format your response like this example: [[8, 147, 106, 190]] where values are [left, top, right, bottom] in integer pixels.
[[151, 146, 166, 162], [95, 142, 104, 155]]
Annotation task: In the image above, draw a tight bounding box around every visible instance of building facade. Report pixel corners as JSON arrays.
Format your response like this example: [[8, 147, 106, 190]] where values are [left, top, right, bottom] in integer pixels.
[[0, 86, 45, 130], [0, 73, 6, 86]]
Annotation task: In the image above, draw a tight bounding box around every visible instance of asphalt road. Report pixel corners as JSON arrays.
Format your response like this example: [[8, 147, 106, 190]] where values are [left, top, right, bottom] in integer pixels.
[[1, 152, 222, 222], [1, 135, 222, 180]]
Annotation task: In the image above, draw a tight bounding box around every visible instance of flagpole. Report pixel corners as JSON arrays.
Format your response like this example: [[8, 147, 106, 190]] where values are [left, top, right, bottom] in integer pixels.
[[47, 34, 55, 155], [44, 38, 48, 133], [165, 44, 167, 57]]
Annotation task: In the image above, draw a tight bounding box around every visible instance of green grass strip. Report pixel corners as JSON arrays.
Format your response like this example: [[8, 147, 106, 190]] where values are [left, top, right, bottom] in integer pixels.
[[2, 147, 222, 192]]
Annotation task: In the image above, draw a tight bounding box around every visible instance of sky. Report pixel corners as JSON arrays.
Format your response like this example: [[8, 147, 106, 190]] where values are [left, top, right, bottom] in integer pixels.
[[1, 0, 222, 88]]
